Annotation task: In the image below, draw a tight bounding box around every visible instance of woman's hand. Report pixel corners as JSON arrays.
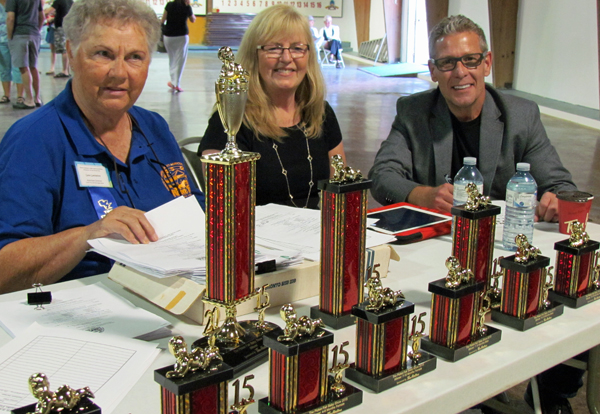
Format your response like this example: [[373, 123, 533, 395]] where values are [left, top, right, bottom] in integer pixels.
[[86, 206, 158, 244]]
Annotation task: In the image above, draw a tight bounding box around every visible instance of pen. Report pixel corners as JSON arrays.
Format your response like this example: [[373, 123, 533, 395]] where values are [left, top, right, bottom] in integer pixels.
[[444, 174, 453, 185]]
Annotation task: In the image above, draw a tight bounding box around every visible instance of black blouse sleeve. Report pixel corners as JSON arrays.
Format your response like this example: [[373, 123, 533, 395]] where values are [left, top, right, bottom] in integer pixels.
[[322, 101, 343, 150]]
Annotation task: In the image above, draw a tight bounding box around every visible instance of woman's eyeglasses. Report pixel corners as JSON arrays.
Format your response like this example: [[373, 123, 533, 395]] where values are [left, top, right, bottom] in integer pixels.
[[257, 44, 309, 59], [430, 52, 487, 72]]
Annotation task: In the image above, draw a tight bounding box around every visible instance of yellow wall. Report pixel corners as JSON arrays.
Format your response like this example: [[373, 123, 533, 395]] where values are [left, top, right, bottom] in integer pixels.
[[189, 16, 207, 45]]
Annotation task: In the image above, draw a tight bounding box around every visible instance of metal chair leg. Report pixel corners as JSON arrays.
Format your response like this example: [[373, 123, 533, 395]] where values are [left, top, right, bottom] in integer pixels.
[[587, 345, 600, 414]]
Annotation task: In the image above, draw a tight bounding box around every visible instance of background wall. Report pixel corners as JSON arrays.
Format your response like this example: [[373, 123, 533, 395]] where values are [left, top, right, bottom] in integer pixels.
[[341, 0, 599, 110]]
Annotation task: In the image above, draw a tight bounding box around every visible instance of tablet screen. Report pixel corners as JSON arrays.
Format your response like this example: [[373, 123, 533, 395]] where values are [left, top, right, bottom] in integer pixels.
[[368, 205, 451, 235]]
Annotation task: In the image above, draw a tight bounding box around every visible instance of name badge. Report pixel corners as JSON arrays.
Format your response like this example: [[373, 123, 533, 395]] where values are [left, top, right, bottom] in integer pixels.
[[75, 161, 113, 188]]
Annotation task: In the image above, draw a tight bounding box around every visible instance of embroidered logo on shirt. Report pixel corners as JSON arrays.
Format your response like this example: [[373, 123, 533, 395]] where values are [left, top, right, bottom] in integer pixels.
[[161, 162, 192, 197], [98, 199, 113, 218]]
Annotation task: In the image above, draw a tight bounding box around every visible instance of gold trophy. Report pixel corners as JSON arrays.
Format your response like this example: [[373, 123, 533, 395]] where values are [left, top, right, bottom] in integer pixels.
[[196, 47, 277, 376]]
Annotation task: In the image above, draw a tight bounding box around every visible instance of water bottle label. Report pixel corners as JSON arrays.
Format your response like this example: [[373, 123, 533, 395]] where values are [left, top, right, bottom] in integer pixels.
[[506, 189, 537, 208], [454, 183, 484, 204]]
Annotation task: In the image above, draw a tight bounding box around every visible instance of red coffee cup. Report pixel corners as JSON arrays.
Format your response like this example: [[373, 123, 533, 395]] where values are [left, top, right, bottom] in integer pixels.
[[556, 191, 594, 234]]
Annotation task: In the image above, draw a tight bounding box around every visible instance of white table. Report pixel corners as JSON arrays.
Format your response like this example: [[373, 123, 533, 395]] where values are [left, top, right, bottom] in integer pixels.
[[1, 220, 599, 414]]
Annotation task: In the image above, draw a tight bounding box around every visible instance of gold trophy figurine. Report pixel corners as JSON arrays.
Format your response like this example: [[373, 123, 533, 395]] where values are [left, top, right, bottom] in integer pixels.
[[215, 46, 249, 158]]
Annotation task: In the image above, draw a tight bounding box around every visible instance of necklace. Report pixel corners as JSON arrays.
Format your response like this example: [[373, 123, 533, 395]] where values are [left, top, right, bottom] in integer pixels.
[[272, 124, 314, 208]]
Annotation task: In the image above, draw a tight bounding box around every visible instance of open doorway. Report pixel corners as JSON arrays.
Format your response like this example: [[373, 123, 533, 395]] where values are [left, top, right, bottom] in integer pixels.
[[403, 0, 429, 64]]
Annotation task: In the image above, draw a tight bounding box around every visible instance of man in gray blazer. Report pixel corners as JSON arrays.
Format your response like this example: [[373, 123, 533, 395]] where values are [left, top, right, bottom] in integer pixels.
[[369, 15, 576, 223]]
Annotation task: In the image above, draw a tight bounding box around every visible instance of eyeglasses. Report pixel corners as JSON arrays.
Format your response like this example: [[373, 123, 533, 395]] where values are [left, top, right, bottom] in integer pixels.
[[430, 52, 487, 72], [257, 44, 309, 58]]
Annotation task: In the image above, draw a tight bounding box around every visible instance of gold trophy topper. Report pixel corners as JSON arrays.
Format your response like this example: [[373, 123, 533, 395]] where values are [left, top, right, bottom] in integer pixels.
[[569, 220, 590, 247], [465, 182, 490, 211], [165, 334, 223, 378], [27, 373, 95, 414], [364, 264, 404, 311], [445, 256, 474, 288], [514, 234, 541, 263], [215, 46, 249, 157], [277, 303, 325, 342], [330, 154, 363, 183]]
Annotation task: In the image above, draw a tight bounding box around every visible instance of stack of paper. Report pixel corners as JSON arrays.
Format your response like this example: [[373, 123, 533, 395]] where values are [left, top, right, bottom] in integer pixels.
[[88, 196, 206, 279], [255, 204, 396, 261]]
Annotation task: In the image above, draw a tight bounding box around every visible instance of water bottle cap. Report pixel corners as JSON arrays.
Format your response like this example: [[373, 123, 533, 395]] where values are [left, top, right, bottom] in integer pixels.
[[463, 157, 477, 166], [516, 162, 530, 171]]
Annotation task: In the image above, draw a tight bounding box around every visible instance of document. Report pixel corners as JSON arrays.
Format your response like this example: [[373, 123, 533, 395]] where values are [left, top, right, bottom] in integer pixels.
[[0, 283, 169, 339], [0, 324, 160, 414], [88, 196, 206, 279], [255, 204, 396, 261]]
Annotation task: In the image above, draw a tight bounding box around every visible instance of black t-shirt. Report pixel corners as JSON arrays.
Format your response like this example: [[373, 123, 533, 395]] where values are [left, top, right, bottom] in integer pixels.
[[199, 102, 343, 208], [52, 0, 73, 28], [451, 113, 481, 177], [163, 1, 193, 37]]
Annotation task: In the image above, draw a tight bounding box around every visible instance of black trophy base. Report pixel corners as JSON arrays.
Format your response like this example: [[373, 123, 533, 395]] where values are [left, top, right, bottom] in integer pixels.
[[421, 326, 502, 362], [155, 361, 233, 395], [549, 289, 600, 308], [12, 398, 100, 414], [345, 351, 437, 393], [258, 380, 363, 414], [491, 302, 564, 331], [192, 320, 278, 377], [310, 306, 356, 330]]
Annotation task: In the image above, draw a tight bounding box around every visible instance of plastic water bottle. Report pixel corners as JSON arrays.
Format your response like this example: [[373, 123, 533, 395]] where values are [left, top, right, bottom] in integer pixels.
[[453, 157, 484, 206], [502, 163, 537, 251]]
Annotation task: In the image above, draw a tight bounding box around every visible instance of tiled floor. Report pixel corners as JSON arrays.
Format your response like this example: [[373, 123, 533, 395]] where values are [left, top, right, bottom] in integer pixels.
[[1, 49, 598, 413]]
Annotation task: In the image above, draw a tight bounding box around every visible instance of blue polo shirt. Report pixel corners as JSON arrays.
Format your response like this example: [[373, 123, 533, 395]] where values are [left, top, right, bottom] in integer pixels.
[[0, 81, 205, 281]]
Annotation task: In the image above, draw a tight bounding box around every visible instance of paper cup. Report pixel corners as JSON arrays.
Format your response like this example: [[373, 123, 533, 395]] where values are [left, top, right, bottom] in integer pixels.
[[556, 191, 594, 234]]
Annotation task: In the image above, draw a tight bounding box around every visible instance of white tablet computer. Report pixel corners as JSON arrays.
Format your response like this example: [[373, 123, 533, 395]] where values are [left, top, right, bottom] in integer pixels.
[[368, 205, 451, 235]]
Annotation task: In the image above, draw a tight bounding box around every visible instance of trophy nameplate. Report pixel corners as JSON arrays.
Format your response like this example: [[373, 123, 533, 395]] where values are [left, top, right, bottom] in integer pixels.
[[311, 157, 372, 329], [491, 235, 564, 331], [451, 184, 501, 288], [421, 257, 501, 362], [549, 221, 600, 308]]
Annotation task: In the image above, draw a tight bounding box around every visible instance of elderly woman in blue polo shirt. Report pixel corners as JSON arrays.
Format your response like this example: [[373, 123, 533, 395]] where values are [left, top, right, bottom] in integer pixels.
[[0, 0, 204, 294]]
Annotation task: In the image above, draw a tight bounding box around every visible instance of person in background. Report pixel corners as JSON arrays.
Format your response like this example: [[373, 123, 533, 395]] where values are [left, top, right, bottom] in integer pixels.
[[0, 0, 204, 294], [0, 0, 23, 103], [5, 0, 43, 109], [307, 15, 320, 44], [320, 15, 342, 68], [43, 4, 56, 75], [46, 0, 73, 78], [199, 4, 345, 209], [369, 15, 576, 223], [161, 0, 195, 92]]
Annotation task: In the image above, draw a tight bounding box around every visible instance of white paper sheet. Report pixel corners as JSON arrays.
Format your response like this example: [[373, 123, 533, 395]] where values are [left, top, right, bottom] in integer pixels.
[[255, 204, 396, 261], [0, 324, 160, 414], [0, 283, 169, 339], [88, 196, 206, 278]]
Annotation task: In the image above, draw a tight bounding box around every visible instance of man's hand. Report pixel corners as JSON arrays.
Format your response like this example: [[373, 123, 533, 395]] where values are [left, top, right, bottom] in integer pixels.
[[407, 184, 454, 213], [86, 206, 158, 244], [536, 192, 559, 222]]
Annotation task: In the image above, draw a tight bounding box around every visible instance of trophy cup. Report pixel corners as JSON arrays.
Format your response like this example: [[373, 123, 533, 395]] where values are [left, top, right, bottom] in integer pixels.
[[345, 265, 436, 392], [451, 183, 501, 287], [196, 47, 278, 375], [550, 220, 600, 308], [310, 156, 372, 329], [11, 373, 100, 414], [155, 312, 234, 414], [491, 234, 564, 331], [421, 256, 502, 362], [259, 304, 362, 414]]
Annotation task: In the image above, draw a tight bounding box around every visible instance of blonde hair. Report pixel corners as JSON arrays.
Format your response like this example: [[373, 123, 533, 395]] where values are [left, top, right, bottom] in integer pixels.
[[236, 4, 326, 141]]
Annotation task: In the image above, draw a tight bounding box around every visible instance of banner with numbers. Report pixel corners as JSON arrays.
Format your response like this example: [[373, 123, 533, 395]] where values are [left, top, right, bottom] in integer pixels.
[[212, 0, 342, 17], [143, 0, 207, 16]]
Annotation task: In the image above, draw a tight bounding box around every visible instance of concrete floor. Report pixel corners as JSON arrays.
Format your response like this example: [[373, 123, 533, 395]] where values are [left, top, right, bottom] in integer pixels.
[[1, 49, 598, 413]]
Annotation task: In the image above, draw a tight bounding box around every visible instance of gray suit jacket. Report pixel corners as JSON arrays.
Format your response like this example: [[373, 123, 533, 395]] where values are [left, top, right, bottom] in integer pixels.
[[369, 85, 576, 205]]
